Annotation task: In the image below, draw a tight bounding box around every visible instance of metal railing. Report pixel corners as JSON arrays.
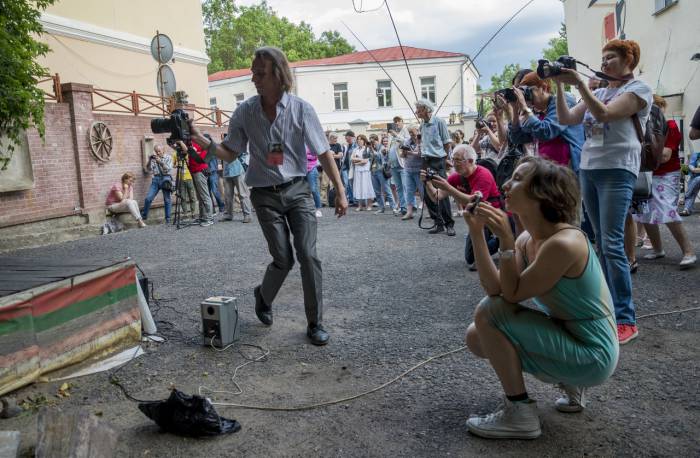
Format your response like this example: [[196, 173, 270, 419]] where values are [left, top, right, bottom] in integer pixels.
[[35, 73, 231, 127]]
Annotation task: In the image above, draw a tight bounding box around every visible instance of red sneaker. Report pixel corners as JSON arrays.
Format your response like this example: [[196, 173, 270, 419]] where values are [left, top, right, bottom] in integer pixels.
[[617, 324, 638, 345]]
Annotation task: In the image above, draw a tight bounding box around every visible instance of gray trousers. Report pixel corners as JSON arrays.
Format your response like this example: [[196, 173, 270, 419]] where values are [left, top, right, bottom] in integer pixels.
[[178, 178, 197, 214], [250, 179, 322, 326], [223, 175, 252, 216], [192, 171, 213, 221]]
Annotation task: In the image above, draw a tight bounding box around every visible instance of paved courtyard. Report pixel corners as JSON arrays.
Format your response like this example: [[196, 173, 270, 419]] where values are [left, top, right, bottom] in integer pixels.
[[3, 206, 700, 457]]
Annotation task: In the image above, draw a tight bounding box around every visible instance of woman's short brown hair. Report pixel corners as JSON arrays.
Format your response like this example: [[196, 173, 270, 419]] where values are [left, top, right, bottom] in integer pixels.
[[519, 71, 551, 92], [356, 134, 369, 145], [602, 39, 641, 71], [517, 156, 580, 224], [652, 94, 667, 110], [121, 172, 135, 183]]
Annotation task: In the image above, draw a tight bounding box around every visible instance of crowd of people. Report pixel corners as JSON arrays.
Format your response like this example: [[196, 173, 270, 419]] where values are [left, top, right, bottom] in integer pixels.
[[101, 40, 700, 441]]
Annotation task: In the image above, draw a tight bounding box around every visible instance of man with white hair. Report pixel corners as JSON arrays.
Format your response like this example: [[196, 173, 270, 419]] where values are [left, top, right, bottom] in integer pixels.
[[425, 144, 508, 270], [416, 98, 455, 236]]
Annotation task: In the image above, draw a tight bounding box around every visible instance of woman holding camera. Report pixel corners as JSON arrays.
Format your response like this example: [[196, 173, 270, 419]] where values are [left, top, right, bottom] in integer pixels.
[[470, 112, 503, 163], [552, 39, 652, 345], [464, 157, 618, 439]]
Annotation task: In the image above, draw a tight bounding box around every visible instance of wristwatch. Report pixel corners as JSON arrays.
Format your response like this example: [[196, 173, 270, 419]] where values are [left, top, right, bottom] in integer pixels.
[[498, 249, 515, 260], [523, 107, 533, 115]]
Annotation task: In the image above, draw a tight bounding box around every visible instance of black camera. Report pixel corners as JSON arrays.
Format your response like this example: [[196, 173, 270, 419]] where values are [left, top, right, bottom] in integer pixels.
[[536, 56, 577, 79], [425, 167, 439, 180], [495, 88, 517, 103], [150, 109, 191, 146], [476, 118, 486, 129], [521, 86, 534, 103]]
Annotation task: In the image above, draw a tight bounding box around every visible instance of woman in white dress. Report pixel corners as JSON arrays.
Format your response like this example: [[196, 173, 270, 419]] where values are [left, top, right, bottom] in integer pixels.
[[352, 134, 376, 211]]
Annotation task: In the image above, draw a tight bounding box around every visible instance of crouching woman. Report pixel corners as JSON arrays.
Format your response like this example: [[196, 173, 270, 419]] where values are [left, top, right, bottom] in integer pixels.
[[464, 156, 618, 439]]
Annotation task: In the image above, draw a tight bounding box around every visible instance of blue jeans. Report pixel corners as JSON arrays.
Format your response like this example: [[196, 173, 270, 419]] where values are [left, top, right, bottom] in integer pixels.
[[391, 167, 406, 211], [341, 169, 355, 204], [579, 169, 636, 325], [683, 175, 700, 213], [306, 167, 322, 209], [142, 176, 172, 221], [402, 170, 424, 207], [371, 170, 395, 209], [208, 172, 225, 211]]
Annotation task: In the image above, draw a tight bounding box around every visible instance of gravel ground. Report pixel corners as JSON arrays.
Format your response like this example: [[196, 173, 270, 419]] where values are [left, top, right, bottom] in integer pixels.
[[3, 206, 700, 457]]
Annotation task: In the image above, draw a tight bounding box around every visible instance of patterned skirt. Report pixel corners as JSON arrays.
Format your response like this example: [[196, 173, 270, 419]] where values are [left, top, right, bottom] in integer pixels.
[[633, 171, 681, 224]]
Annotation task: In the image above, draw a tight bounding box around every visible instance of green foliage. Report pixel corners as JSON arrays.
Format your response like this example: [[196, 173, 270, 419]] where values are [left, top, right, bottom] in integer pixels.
[[542, 23, 568, 62], [203, 0, 355, 74], [489, 63, 524, 91], [0, 0, 56, 150]]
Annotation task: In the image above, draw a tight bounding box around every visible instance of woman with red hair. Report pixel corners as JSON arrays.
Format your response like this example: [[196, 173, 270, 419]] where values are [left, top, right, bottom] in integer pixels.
[[552, 39, 652, 345]]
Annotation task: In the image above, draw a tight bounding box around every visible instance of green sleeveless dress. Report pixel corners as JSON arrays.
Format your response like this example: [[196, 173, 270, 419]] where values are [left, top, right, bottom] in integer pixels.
[[484, 230, 619, 386]]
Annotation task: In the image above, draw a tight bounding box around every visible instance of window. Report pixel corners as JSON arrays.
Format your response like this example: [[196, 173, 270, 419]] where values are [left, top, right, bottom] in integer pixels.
[[377, 80, 392, 107], [420, 77, 436, 103], [209, 97, 217, 106], [653, 0, 678, 15], [234, 93, 244, 108], [333, 83, 348, 110]]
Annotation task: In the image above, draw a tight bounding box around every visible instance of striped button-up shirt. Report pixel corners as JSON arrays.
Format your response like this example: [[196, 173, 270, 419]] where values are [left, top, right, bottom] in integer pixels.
[[222, 92, 330, 188]]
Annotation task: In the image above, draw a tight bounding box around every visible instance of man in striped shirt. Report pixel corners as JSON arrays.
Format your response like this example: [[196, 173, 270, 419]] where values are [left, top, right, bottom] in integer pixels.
[[189, 46, 347, 346]]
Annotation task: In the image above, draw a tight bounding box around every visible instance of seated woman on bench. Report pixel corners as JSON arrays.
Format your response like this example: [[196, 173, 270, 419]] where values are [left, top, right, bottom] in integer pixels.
[[463, 156, 618, 439], [105, 172, 146, 228]]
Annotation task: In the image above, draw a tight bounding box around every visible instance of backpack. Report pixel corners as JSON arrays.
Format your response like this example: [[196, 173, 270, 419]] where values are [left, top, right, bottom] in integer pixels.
[[634, 104, 668, 172], [476, 158, 498, 183], [495, 145, 524, 191]]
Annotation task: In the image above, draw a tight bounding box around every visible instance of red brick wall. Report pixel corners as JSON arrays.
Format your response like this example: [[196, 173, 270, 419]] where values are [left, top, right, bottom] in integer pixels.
[[0, 82, 228, 228]]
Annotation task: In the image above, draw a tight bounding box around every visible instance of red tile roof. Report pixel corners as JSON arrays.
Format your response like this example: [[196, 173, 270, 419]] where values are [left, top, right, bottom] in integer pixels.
[[208, 46, 466, 82]]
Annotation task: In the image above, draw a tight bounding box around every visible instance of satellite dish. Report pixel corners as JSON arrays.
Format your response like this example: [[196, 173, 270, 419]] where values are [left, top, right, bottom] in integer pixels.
[[151, 33, 174, 63], [156, 65, 176, 97]]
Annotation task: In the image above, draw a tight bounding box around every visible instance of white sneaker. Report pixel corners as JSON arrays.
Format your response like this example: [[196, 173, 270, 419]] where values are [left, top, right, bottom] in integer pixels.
[[466, 397, 541, 439], [680, 254, 696, 269], [315, 209, 323, 218], [555, 384, 586, 413], [643, 250, 666, 260]]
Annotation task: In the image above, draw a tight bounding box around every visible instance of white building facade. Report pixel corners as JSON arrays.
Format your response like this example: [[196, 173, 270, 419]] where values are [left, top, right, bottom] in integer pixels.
[[208, 46, 479, 132], [563, 0, 700, 155]]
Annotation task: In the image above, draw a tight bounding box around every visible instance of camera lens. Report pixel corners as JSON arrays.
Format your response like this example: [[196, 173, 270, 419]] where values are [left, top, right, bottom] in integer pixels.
[[150, 117, 173, 134]]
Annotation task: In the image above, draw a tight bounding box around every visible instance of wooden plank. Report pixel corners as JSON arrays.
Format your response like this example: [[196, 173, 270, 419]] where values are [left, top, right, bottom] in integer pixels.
[[36, 408, 118, 458]]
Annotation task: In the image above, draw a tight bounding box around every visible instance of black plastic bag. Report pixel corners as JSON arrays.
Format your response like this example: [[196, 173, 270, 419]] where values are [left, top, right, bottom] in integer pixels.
[[138, 389, 241, 437]]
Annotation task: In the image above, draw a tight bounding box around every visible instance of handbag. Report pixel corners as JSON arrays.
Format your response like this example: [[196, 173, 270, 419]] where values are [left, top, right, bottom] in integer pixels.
[[632, 171, 652, 200], [382, 162, 392, 179], [160, 175, 173, 192]]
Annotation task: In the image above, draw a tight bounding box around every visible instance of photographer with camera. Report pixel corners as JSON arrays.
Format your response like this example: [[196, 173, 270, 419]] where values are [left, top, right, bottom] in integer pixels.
[[424, 145, 509, 271], [187, 46, 347, 345], [508, 72, 584, 172], [171, 150, 197, 221], [141, 144, 173, 224], [370, 135, 396, 214], [471, 113, 503, 164], [463, 157, 618, 439], [416, 98, 455, 236], [551, 39, 652, 345], [180, 140, 216, 227], [387, 117, 409, 216]]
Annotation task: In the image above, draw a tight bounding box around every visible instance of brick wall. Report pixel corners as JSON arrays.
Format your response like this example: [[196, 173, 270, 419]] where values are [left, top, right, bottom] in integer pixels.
[[0, 82, 228, 228]]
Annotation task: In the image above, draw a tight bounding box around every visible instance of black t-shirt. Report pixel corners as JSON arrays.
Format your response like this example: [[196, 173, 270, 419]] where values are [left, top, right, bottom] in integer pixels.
[[691, 105, 700, 130], [329, 143, 344, 170]]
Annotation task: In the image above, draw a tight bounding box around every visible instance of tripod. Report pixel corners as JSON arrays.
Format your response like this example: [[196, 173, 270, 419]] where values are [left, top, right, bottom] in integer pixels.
[[172, 152, 193, 230]]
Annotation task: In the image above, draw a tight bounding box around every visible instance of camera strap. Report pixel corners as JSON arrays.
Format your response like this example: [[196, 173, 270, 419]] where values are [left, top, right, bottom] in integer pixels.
[[575, 60, 633, 82]]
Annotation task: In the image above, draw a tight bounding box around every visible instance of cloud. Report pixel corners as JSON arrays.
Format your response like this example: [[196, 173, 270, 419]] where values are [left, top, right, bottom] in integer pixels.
[[233, 0, 565, 85]]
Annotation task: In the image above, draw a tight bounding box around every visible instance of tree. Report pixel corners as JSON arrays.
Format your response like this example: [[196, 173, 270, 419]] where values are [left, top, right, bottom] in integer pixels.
[[0, 0, 56, 152], [203, 0, 355, 74], [542, 23, 568, 63], [489, 63, 524, 91]]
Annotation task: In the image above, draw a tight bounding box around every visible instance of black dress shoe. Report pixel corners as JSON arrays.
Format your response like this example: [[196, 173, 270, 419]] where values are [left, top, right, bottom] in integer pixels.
[[306, 324, 330, 346], [428, 226, 445, 234], [446, 226, 456, 236], [254, 285, 273, 326]]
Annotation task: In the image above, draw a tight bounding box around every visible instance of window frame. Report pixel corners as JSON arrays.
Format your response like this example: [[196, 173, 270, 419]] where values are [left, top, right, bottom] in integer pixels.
[[653, 0, 678, 15], [234, 93, 245, 108], [333, 82, 349, 111], [376, 80, 393, 108], [420, 76, 436, 104]]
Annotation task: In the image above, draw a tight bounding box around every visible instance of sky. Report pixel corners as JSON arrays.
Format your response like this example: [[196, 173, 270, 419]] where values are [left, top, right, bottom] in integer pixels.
[[235, 0, 566, 89]]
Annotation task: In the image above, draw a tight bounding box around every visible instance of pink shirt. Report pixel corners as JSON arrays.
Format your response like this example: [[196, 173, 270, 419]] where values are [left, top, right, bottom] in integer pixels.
[[306, 147, 318, 173], [105, 182, 129, 206]]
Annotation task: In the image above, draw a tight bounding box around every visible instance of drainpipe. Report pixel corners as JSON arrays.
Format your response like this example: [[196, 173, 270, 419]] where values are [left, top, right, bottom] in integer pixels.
[[460, 56, 465, 115]]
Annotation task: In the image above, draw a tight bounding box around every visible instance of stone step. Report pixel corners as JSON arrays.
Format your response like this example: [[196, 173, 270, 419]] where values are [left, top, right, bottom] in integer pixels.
[[0, 223, 103, 252]]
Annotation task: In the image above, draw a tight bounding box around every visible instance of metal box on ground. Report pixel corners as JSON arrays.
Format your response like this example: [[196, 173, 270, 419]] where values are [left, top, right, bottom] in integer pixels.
[[200, 296, 239, 348]]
